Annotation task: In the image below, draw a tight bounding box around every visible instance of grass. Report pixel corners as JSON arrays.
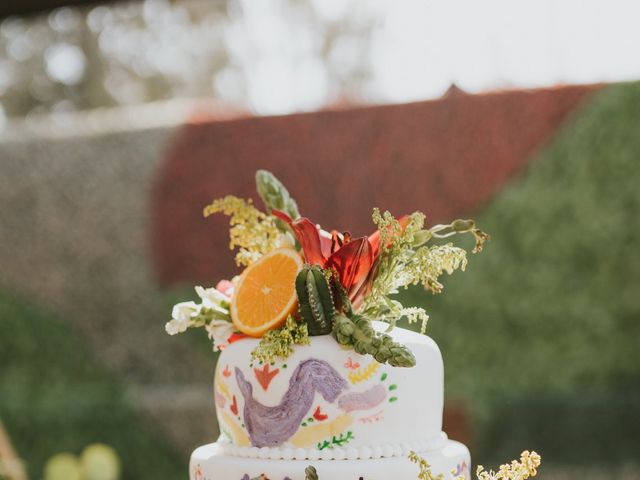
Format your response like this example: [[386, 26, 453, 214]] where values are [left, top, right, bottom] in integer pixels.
[[0, 289, 187, 480], [399, 81, 640, 465]]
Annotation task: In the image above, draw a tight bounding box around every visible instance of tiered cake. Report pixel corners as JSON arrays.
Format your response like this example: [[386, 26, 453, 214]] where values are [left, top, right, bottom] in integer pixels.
[[190, 324, 470, 480]]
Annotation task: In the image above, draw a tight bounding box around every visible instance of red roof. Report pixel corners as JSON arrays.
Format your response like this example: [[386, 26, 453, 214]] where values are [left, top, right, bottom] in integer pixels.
[[151, 84, 599, 285]]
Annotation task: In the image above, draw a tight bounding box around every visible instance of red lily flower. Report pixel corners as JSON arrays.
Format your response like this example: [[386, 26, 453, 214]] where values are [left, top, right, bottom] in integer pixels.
[[272, 210, 407, 309]]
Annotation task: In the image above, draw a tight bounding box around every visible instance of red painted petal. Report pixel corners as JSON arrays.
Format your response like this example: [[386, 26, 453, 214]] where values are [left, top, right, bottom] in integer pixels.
[[254, 364, 280, 391], [226, 333, 247, 345], [272, 210, 327, 265], [326, 237, 374, 296], [313, 406, 328, 421]]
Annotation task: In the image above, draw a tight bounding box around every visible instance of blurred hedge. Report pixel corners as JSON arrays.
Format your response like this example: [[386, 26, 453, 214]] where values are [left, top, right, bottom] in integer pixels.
[[0, 290, 186, 480], [478, 389, 640, 464], [400, 82, 640, 464]]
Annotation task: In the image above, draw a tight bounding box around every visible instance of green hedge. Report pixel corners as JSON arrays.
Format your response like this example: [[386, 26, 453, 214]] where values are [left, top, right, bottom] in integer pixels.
[[477, 389, 640, 464], [0, 290, 186, 480], [400, 82, 640, 464]]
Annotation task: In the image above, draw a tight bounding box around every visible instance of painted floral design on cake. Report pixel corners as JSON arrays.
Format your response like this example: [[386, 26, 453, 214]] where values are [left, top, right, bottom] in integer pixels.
[[235, 359, 347, 447], [215, 350, 401, 450]]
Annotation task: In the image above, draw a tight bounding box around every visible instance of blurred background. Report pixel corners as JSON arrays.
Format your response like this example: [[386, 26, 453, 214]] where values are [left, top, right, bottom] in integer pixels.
[[1, 0, 639, 479]]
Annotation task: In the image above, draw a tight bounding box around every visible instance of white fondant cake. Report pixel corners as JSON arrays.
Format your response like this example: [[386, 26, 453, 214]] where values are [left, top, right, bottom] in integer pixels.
[[190, 323, 470, 479]]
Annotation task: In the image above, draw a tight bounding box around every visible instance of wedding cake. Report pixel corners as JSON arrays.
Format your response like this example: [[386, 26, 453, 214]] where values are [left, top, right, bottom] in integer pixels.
[[166, 170, 492, 480], [190, 325, 470, 480]]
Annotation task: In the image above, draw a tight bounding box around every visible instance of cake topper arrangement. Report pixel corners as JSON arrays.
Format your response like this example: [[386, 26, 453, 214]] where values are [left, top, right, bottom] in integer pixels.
[[165, 170, 489, 368], [170, 169, 542, 480]]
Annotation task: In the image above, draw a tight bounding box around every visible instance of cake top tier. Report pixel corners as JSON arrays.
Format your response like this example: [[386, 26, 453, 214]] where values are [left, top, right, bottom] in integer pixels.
[[165, 169, 487, 374], [214, 323, 444, 460]]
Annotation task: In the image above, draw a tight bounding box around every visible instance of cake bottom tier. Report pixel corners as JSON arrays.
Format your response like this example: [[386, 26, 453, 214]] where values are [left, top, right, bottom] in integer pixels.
[[190, 440, 470, 480]]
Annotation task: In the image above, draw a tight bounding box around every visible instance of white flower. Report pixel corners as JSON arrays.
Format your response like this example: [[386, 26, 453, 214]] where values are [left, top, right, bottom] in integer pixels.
[[165, 301, 198, 336], [206, 319, 235, 351], [172, 300, 199, 321], [165, 318, 188, 335], [195, 286, 229, 309]]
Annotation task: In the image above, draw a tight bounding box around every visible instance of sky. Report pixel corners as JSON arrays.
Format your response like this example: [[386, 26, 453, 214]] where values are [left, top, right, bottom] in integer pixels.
[[369, 0, 640, 101], [237, 0, 640, 113]]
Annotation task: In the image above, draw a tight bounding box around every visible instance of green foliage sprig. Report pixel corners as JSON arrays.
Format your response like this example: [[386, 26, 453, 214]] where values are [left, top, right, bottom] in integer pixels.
[[316, 431, 354, 450], [360, 209, 488, 333], [255, 169, 300, 221], [251, 316, 310, 364], [429, 219, 489, 254]]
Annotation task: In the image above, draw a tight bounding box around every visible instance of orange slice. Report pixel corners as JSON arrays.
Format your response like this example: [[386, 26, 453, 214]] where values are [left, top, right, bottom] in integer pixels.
[[230, 248, 303, 337]]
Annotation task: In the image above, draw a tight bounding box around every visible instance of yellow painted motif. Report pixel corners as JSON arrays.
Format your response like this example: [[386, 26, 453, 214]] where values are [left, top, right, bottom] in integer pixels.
[[348, 361, 380, 384], [290, 414, 353, 448], [216, 369, 230, 399], [220, 412, 250, 446]]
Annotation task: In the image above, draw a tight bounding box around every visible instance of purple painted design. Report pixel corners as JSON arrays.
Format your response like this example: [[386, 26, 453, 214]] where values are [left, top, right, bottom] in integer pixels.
[[338, 384, 387, 412], [235, 359, 348, 447], [454, 461, 469, 476]]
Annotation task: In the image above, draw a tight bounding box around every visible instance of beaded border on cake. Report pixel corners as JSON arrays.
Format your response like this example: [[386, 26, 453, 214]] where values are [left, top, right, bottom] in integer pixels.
[[216, 432, 448, 461]]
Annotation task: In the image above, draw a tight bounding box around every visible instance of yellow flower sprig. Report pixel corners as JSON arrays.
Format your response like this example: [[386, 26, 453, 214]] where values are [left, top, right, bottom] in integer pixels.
[[408, 451, 447, 480], [203, 195, 281, 267], [476, 451, 541, 480], [411, 244, 468, 295], [348, 361, 380, 384], [408, 450, 541, 480]]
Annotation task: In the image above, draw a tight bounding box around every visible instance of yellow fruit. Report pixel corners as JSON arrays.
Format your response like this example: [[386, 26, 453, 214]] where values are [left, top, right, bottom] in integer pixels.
[[80, 443, 121, 480], [231, 248, 303, 337], [43, 453, 82, 480]]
